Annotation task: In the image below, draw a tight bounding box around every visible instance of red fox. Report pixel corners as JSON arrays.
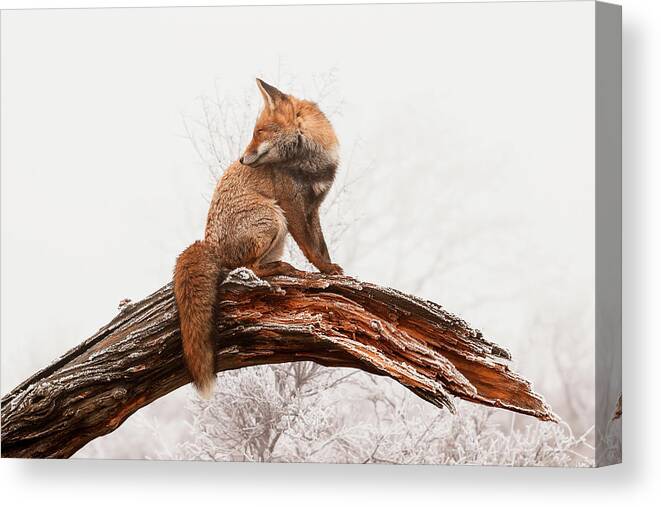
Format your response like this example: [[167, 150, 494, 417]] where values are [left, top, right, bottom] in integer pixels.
[[174, 79, 343, 397]]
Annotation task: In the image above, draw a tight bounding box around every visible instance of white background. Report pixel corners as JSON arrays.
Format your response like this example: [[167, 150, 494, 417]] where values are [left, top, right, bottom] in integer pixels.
[[0, 0, 597, 398], [0, 0, 658, 505]]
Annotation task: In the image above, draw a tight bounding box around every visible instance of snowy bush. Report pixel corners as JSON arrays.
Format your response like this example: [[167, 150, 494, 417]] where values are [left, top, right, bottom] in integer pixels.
[[163, 364, 593, 466]]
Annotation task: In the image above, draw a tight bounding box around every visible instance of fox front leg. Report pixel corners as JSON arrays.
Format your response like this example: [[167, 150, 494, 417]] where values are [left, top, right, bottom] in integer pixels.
[[307, 210, 343, 275], [286, 208, 343, 275]]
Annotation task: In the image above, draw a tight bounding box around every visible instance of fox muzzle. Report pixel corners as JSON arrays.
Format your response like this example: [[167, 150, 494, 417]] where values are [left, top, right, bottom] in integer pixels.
[[240, 141, 271, 166]]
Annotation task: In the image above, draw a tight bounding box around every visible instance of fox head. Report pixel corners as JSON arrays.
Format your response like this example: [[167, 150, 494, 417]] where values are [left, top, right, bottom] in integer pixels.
[[239, 78, 338, 169]]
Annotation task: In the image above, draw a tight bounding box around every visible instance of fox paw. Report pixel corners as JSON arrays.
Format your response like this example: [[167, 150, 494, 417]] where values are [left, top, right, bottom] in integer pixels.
[[320, 263, 344, 276]]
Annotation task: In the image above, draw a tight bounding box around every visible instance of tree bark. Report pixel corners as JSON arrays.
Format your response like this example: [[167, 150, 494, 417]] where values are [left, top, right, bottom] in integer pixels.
[[1, 269, 557, 459]]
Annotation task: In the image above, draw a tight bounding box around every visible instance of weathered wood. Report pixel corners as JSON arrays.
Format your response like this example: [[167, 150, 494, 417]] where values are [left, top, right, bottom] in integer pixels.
[[1, 269, 557, 458]]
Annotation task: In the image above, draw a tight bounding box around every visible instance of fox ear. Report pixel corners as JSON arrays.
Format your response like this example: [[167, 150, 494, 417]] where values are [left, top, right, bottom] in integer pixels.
[[256, 78, 286, 111]]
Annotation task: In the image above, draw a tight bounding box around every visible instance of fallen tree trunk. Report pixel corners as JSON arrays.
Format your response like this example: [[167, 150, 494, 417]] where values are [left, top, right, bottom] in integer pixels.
[[1, 269, 557, 458]]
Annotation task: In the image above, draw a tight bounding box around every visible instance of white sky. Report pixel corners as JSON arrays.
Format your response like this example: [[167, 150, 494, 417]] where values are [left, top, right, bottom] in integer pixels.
[[1, 2, 595, 396]]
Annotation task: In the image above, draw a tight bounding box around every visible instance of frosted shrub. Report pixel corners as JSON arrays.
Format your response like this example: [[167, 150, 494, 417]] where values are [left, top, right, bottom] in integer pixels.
[[167, 363, 364, 462], [168, 365, 593, 466]]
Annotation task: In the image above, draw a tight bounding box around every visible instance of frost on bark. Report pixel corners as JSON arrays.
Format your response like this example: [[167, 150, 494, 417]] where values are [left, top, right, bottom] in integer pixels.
[[1, 269, 557, 458]]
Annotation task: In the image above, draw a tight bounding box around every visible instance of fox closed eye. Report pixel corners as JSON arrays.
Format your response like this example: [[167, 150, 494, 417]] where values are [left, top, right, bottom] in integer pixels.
[[255, 123, 278, 134]]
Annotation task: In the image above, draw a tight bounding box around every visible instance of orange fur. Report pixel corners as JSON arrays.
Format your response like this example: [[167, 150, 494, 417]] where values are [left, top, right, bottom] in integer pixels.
[[174, 78, 343, 397], [174, 241, 220, 397]]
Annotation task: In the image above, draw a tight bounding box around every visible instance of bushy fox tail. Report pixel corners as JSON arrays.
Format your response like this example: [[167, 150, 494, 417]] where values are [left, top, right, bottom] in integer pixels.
[[173, 240, 222, 398]]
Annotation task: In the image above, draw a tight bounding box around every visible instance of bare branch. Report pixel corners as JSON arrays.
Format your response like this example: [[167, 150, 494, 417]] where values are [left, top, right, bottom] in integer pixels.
[[1, 269, 556, 459]]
